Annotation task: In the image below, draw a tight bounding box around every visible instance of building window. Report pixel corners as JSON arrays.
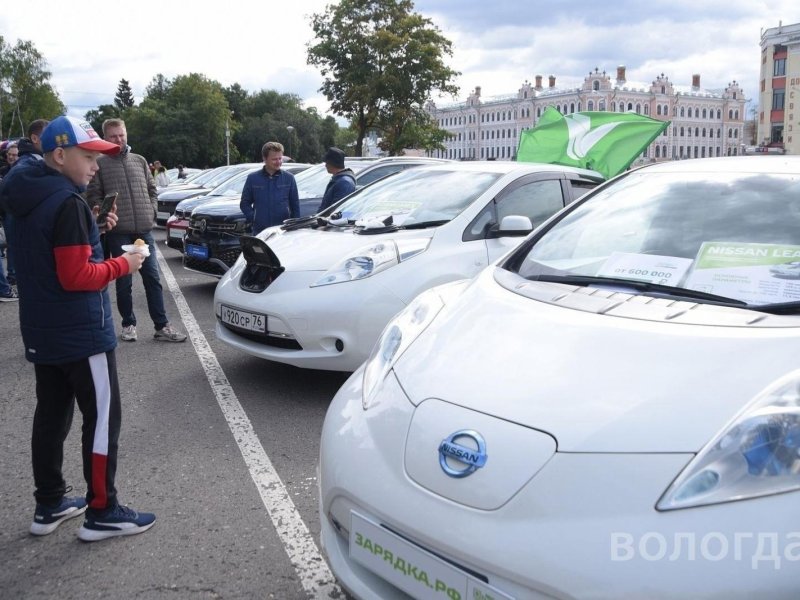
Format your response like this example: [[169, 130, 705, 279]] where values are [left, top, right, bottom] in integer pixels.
[[619, 102, 625, 112], [644, 105, 649, 115], [774, 58, 786, 76], [588, 100, 594, 111], [773, 89, 785, 110], [593, 80, 600, 91], [680, 107, 685, 117]]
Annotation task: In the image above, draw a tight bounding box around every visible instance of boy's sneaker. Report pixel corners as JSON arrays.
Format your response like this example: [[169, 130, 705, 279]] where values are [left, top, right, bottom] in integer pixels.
[[0, 289, 18, 302], [77, 504, 156, 542], [30, 496, 87, 536], [153, 323, 187, 342], [121, 324, 137, 341]]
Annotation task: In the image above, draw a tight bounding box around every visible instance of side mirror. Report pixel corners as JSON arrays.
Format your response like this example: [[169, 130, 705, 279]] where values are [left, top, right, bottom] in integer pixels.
[[489, 215, 533, 238]]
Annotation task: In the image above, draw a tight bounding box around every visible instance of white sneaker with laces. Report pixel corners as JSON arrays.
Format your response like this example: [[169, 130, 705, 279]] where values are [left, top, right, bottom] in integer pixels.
[[121, 325, 137, 341]]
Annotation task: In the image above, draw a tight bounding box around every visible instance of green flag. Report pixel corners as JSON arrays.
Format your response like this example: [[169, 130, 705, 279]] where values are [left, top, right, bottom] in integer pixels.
[[517, 107, 669, 179]]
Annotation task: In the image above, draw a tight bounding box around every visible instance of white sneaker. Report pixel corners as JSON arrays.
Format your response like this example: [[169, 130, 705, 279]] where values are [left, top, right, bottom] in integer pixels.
[[121, 325, 137, 341], [153, 323, 187, 342]]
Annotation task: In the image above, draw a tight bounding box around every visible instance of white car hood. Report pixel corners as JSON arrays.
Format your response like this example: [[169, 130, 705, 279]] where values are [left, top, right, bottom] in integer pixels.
[[261, 227, 434, 271], [393, 268, 800, 453]]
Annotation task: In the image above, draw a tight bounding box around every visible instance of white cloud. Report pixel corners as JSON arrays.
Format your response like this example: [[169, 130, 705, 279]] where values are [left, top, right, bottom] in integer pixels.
[[1, 0, 796, 120]]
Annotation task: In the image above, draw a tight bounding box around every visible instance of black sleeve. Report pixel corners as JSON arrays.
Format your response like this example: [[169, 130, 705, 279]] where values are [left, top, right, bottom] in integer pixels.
[[52, 194, 93, 249]]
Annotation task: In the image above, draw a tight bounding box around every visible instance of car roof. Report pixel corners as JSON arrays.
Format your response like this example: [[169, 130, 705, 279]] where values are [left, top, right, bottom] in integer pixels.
[[404, 160, 604, 181], [631, 155, 800, 175]]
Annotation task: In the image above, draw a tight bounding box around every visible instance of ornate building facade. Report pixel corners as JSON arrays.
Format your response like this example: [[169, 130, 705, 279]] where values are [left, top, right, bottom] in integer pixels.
[[759, 21, 800, 154], [426, 66, 747, 164]]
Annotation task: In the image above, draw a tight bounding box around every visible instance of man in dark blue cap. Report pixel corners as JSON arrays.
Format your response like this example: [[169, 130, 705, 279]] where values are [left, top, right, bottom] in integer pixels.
[[318, 147, 356, 212]]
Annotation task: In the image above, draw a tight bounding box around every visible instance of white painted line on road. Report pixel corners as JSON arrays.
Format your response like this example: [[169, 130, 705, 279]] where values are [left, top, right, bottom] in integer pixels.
[[156, 248, 341, 598]]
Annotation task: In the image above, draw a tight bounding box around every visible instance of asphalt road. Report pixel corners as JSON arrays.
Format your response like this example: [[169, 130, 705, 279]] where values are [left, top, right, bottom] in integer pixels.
[[0, 230, 352, 599]]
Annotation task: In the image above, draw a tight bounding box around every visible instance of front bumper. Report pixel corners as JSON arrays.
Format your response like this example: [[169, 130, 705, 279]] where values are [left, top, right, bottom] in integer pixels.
[[213, 266, 406, 371], [183, 231, 244, 278], [319, 369, 800, 599], [165, 217, 189, 250]]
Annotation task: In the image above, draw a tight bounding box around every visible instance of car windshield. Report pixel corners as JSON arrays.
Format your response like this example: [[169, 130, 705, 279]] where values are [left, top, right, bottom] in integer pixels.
[[189, 167, 227, 187], [326, 167, 502, 225], [208, 170, 254, 196], [203, 165, 253, 188], [505, 168, 800, 308]]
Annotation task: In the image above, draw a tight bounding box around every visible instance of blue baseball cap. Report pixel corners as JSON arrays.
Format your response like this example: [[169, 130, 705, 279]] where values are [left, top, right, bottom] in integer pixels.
[[40, 116, 120, 155]]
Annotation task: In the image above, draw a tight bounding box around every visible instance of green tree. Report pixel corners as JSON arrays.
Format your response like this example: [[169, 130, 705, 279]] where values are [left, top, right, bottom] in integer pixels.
[[114, 78, 135, 110], [130, 73, 231, 168], [0, 37, 65, 138], [84, 104, 121, 133], [307, 0, 459, 156]]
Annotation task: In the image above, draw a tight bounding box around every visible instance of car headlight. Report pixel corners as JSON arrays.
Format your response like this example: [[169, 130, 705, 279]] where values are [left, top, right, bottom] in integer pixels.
[[658, 370, 800, 510], [233, 218, 249, 232], [311, 238, 430, 287], [362, 288, 444, 410]]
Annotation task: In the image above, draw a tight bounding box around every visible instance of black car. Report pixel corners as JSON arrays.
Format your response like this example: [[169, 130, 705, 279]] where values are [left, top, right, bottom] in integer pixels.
[[182, 158, 442, 278], [183, 163, 313, 277], [156, 163, 261, 224]]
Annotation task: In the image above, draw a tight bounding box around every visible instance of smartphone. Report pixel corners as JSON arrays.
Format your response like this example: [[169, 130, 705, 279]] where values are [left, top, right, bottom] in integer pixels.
[[96, 192, 118, 224]]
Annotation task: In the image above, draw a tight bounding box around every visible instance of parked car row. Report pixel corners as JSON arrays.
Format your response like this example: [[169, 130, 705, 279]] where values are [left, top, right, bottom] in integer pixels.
[[167, 153, 800, 597], [180, 156, 446, 278], [315, 156, 800, 599]]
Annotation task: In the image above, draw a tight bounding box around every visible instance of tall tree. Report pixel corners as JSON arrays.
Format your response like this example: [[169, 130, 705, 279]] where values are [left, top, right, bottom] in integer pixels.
[[114, 78, 135, 110], [307, 0, 459, 156], [84, 104, 121, 134], [0, 37, 65, 138], [129, 73, 231, 168]]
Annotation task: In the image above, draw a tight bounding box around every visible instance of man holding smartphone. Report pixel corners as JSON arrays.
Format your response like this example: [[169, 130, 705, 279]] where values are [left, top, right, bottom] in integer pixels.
[[85, 118, 186, 343]]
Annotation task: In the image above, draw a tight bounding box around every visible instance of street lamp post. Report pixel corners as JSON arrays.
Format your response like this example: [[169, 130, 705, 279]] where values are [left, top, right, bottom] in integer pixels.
[[225, 115, 231, 166], [286, 125, 295, 160]]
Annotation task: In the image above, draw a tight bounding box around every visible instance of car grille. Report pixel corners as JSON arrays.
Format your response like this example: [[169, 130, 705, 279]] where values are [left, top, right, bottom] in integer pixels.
[[219, 323, 302, 350], [190, 219, 238, 233], [183, 245, 242, 276]]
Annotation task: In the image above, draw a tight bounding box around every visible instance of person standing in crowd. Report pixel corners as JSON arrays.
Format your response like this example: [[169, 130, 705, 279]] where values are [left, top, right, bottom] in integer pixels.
[[153, 160, 170, 187], [176, 164, 187, 179], [0, 141, 19, 177], [85, 118, 187, 343], [0, 240, 15, 300], [1, 116, 156, 541], [1, 119, 50, 286], [318, 147, 356, 212], [240, 141, 299, 234]]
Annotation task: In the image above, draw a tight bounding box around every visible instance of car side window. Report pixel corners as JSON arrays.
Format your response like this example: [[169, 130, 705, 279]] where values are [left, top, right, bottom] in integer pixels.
[[358, 166, 400, 187], [568, 180, 599, 204], [496, 179, 564, 226], [464, 178, 565, 241]]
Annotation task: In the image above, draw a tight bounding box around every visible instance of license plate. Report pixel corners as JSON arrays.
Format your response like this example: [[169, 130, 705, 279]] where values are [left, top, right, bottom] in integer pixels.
[[157, 210, 170, 220], [186, 244, 209, 260], [168, 228, 186, 239], [350, 511, 514, 600], [220, 305, 266, 333]]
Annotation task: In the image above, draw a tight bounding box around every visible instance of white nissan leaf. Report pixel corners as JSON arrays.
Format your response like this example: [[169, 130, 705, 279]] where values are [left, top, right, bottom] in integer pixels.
[[319, 156, 800, 599]]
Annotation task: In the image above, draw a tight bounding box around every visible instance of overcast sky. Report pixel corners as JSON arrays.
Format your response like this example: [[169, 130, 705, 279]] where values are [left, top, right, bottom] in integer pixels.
[[1, 1, 796, 121]]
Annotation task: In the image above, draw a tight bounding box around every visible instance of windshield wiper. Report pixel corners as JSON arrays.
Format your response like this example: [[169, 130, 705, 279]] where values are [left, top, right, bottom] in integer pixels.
[[399, 219, 450, 230], [531, 274, 748, 307], [749, 300, 800, 315], [280, 216, 326, 231]]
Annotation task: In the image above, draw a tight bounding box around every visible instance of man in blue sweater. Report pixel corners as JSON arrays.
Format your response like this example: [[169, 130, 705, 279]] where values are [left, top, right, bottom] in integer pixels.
[[2, 116, 156, 542], [240, 141, 299, 234], [318, 147, 356, 212]]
